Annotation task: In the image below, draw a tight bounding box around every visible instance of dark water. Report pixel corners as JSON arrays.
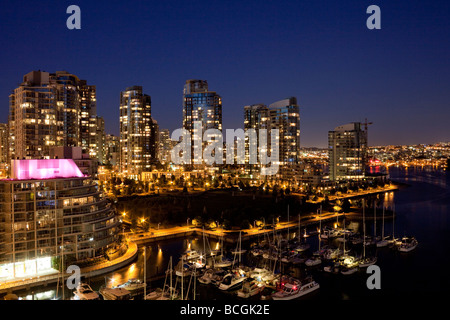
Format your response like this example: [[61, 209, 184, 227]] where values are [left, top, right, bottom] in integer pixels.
[[16, 166, 450, 300]]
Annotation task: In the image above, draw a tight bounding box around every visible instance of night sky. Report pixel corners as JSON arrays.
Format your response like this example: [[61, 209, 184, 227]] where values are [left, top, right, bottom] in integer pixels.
[[0, 0, 449, 147]]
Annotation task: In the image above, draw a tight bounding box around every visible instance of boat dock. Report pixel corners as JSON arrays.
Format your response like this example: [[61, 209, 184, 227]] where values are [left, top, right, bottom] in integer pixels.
[[128, 211, 359, 245]]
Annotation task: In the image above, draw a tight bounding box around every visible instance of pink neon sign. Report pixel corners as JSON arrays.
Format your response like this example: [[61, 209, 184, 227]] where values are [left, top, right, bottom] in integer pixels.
[[11, 159, 85, 180]]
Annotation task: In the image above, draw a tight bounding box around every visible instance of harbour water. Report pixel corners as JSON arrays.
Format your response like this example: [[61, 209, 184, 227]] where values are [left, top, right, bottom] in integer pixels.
[[14, 166, 450, 300]]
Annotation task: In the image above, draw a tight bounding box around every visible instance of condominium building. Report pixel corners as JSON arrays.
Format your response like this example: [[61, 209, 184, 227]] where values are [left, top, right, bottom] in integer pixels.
[[105, 134, 120, 169], [89, 116, 106, 164], [119, 86, 155, 176], [0, 159, 120, 280], [0, 123, 8, 164], [182, 79, 222, 165], [243, 104, 269, 171], [8, 70, 99, 161], [268, 97, 301, 166], [79, 80, 97, 153], [328, 122, 368, 181], [242, 98, 300, 178], [150, 118, 159, 164], [158, 129, 177, 164]]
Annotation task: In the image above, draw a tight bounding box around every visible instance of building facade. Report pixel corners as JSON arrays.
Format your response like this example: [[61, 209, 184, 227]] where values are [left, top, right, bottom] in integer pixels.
[[182, 80, 222, 165], [105, 134, 120, 169], [328, 122, 368, 181], [0, 159, 120, 280], [268, 97, 301, 167], [8, 71, 100, 162], [242, 98, 300, 179], [119, 86, 155, 176]]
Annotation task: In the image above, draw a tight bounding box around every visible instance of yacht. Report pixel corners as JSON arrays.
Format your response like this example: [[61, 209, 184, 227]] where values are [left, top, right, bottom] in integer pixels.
[[305, 256, 322, 267], [320, 227, 340, 240], [289, 253, 306, 265], [237, 279, 265, 298], [271, 277, 319, 300], [156, 286, 179, 300], [398, 237, 418, 252], [218, 270, 247, 291], [145, 286, 178, 300], [210, 269, 227, 286], [324, 262, 341, 274], [175, 261, 193, 277], [249, 267, 276, 283], [115, 278, 146, 293], [99, 287, 131, 300], [72, 283, 100, 300], [358, 256, 377, 267], [214, 255, 233, 268], [376, 238, 389, 247], [323, 248, 343, 260], [293, 243, 310, 252], [181, 249, 201, 261], [341, 265, 358, 275], [145, 288, 163, 300], [198, 268, 215, 284]]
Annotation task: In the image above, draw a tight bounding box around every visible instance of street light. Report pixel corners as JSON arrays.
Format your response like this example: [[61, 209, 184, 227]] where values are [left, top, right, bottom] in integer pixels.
[[158, 223, 161, 230], [187, 218, 190, 229]]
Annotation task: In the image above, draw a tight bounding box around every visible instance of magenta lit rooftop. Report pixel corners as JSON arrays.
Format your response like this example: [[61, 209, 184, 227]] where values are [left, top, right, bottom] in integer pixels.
[[9, 159, 85, 180]]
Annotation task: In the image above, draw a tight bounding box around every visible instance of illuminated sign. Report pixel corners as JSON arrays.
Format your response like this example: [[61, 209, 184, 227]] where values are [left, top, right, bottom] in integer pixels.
[[10, 159, 84, 180]]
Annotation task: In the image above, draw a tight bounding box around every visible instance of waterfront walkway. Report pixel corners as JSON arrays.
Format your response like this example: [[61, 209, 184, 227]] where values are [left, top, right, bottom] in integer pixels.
[[305, 184, 399, 204], [0, 242, 139, 294], [128, 210, 361, 245]]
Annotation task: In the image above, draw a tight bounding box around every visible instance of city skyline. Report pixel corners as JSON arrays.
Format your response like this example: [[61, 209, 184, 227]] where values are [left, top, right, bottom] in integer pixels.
[[0, 1, 449, 147]]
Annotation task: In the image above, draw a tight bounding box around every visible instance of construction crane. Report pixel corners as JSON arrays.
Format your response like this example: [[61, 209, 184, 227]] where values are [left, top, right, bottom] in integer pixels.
[[363, 118, 373, 133]]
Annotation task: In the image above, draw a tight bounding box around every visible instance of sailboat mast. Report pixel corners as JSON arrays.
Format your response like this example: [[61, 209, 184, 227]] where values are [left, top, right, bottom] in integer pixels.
[[374, 200, 376, 238], [392, 202, 395, 241], [181, 255, 184, 300], [62, 246, 64, 300], [363, 199, 366, 258], [319, 205, 322, 251], [144, 246, 147, 299], [287, 204, 290, 241], [382, 203, 385, 240]]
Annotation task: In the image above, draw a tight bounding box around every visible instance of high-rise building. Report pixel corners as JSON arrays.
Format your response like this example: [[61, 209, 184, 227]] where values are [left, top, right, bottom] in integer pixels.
[[8, 71, 99, 161], [79, 80, 97, 153], [158, 129, 176, 164], [89, 116, 106, 164], [105, 134, 120, 169], [119, 86, 155, 176], [0, 123, 8, 164], [182, 80, 222, 165], [242, 98, 300, 178], [150, 118, 159, 164], [243, 104, 269, 170], [0, 159, 120, 278], [49, 71, 83, 148], [328, 122, 368, 181], [268, 97, 301, 167]]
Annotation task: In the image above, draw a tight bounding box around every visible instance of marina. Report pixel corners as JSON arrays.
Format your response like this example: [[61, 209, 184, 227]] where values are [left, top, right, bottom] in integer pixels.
[[2, 166, 448, 301]]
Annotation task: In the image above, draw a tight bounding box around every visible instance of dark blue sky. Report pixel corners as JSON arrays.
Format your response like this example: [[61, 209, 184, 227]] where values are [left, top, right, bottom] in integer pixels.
[[1, 0, 449, 147]]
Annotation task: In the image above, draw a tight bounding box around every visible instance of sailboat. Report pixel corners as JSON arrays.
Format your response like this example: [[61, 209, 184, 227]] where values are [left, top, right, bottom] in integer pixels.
[[376, 204, 389, 247], [218, 231, 248, 291], [398, 236, 418, 252], [147, 256, 179, 300], [387, 202, 402, 247], [271, 276, 319, 300], [237, 278, 265, 298], [359, 199, 377, 268], [295, 212, 310, 252], [214, 235, 232, 268], [306, 206, 322, 267]]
